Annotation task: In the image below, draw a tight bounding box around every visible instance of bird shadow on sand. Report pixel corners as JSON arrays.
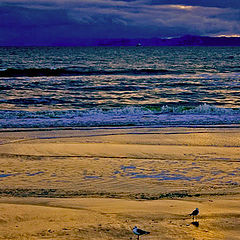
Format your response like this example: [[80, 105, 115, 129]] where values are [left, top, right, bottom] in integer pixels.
[[191, 221, 199, 227]]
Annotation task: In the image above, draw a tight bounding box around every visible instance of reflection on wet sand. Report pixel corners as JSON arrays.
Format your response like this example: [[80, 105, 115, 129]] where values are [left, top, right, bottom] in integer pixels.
[[191, 221, 199, 227]]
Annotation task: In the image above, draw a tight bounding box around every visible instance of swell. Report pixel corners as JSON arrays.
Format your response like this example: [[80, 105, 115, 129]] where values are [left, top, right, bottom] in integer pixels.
[[0, 67, 184, 77]]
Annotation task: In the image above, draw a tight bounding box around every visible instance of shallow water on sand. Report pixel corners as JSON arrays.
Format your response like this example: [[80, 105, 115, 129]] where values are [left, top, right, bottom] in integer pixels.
[[0, 127, 239, 197]]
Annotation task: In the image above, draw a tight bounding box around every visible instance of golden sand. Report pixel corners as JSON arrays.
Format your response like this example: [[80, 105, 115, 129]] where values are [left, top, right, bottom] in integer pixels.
[[0, 196, 240, 240], [0, 127, 239, 239]]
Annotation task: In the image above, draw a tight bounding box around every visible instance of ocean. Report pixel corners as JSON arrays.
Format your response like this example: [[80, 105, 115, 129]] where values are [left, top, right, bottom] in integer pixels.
[[0, 46, 239, 128]]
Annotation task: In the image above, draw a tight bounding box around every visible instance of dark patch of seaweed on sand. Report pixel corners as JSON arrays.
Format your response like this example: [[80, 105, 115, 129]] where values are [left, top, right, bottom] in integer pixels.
[[0, 188, 236, 199]]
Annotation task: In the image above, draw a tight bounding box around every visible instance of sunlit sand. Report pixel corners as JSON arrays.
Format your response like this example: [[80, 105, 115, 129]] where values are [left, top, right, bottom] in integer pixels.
[[0, 127, 239, 239]]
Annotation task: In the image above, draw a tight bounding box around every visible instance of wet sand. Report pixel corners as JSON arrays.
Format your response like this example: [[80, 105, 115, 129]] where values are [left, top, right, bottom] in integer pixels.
[[0, 126, 239, 239]]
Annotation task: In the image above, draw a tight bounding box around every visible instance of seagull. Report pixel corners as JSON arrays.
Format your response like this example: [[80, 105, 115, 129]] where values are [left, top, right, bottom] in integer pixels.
[[133, 226, 150, 240], [190, 208, 199, 220]]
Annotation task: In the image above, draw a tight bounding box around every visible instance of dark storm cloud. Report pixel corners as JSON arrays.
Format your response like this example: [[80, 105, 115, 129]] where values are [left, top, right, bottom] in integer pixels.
[[0, 0, 240, 45], [0, 6, 70, 28]]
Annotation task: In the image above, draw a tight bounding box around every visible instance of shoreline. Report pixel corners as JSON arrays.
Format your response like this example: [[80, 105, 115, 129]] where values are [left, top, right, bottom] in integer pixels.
[[0, 123, 240, 131]]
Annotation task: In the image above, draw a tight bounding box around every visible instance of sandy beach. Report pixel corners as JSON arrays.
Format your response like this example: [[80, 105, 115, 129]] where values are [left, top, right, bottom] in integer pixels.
[[0, 126, 239, 239]]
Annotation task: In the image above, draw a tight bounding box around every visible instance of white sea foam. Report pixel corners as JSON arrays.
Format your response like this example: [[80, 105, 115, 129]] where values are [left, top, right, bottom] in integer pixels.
[[0, 104, 239, 128]]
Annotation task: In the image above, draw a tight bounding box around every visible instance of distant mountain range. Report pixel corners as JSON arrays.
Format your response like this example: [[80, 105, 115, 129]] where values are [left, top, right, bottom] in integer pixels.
[[81, 35, 240, 46]]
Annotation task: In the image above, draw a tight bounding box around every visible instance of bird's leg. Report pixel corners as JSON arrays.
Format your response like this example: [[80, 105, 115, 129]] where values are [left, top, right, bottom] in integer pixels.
[[137, 235, 139, 240]]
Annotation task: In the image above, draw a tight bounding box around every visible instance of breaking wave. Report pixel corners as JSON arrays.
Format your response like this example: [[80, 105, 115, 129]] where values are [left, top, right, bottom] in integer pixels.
[[0, 67, 185, 77], [0, 104, 239, 128]]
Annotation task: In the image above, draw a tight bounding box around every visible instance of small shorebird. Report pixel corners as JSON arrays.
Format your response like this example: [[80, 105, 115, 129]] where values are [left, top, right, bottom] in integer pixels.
[[132, 226, 150, 240], [190, 208, 199, 220]]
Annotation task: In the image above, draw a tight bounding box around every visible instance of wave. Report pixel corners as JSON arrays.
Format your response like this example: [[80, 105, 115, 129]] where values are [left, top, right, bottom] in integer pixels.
[[0, 97, 66, 105], [0, 67, 185, 77], [0, 104, 239, 128]]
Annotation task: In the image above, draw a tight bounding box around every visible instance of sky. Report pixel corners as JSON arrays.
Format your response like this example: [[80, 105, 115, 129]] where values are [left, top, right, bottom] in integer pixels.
[[0, 0, 240, 46]]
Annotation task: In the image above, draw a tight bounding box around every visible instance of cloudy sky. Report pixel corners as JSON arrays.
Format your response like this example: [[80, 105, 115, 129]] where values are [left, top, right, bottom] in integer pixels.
[[0, 0, 240, 45]]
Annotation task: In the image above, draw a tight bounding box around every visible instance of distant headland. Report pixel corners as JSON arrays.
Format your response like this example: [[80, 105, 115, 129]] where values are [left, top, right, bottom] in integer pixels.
[[1, 35, 240, 47], [80, 35, 240, 47]]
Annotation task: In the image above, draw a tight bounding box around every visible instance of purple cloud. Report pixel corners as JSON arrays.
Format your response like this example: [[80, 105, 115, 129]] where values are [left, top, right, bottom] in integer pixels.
[[0, 0, 239, 45]]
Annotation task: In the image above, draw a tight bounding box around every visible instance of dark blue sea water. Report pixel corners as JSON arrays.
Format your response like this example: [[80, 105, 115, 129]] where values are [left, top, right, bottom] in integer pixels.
[[0, 46, 239, 128]]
